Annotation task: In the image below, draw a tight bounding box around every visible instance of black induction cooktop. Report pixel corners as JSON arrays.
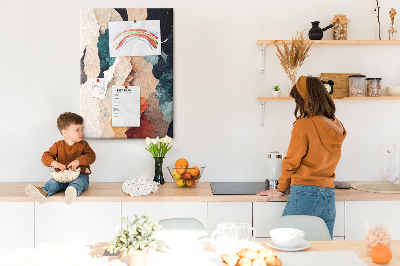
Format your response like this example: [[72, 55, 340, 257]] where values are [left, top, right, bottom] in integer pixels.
[[210, 182, 266, 195]]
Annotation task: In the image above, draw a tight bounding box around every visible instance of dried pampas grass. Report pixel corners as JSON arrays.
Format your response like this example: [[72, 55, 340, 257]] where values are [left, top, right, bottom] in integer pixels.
[[273, 31, 313, 86]]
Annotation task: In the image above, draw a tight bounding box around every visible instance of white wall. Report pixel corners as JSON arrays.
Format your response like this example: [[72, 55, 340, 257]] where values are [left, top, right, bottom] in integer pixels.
[[0, 0, 399, 183]]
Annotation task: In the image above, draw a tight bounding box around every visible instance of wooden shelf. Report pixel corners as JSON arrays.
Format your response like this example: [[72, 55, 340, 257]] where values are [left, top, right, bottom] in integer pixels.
[[258, 96, 400, 101], [258, 96, 400, 127], [257, 40, 400, 46]]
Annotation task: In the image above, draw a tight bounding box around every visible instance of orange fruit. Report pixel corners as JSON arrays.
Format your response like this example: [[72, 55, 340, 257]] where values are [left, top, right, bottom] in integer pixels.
[[370, 244, 392, 264], [175, 158, 189, 168]]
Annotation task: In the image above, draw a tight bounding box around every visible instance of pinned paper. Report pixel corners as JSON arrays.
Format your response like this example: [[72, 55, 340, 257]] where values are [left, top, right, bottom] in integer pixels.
[[108, 20, 161, 57], [112, 86, 140, 127], [91, 78, 107, 99]]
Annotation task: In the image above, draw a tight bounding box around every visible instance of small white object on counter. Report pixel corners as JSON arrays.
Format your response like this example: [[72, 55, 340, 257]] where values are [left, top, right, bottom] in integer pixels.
[[386, 86, 400, 96], [122, 175, 158, 197]]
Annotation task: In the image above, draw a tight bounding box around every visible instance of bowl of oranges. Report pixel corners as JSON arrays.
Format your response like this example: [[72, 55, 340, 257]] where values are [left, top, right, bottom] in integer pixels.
[[167, 158, 205, 188]]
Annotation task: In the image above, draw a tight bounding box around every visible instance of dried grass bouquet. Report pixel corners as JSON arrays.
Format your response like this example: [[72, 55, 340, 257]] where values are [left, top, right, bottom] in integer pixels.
[[273, 31, 313, 89]]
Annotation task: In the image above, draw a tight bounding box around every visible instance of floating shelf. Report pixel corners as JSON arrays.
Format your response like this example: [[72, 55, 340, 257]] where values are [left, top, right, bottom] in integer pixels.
[[258, 96, 400, 127], [257, 40, 400, 46], [257, 40, 400, 74], [258, 96, 400, 101]]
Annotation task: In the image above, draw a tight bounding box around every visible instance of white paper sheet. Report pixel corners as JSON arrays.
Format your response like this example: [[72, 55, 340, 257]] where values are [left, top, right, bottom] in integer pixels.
[[112, 86, 140, 127], [91, 78, 107, 99], [108, 20, 161, 57], [277, 251, 367, 266]]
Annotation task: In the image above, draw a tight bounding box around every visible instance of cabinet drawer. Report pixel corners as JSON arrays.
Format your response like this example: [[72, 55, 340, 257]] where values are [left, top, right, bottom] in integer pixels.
[[0, 203, 34, 257], [35, 202, 121, 246]]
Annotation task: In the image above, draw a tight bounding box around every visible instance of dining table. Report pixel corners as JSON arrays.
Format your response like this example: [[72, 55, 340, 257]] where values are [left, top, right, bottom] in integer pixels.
[[0, 240, 399, 265]]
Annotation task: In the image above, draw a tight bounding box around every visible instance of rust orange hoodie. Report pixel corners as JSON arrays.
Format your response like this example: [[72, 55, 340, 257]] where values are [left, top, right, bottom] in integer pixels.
[[277, 116, 346, 192]]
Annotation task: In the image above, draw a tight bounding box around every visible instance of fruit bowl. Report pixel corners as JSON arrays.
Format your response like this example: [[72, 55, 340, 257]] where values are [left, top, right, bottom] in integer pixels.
[[50, 167, 80, 183], [167, 165, 206, 188]]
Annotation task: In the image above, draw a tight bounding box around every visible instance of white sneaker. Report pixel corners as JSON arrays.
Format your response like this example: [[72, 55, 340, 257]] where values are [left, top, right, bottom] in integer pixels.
[[65, 186, 77, 205], [25, 184, 47, 204]]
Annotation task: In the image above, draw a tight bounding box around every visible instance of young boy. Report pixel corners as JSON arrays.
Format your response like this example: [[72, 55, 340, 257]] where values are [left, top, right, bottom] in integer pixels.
[[25, 112, 96, 204]]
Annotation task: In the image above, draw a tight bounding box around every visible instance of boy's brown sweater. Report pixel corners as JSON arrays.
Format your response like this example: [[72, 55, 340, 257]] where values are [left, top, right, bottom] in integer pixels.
[[277, 116, 346, 192], [42, 140, 96, 175]]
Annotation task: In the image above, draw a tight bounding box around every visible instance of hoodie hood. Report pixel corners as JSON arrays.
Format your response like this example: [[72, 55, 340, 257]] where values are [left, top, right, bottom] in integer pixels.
[[310, 116, 346, 152]]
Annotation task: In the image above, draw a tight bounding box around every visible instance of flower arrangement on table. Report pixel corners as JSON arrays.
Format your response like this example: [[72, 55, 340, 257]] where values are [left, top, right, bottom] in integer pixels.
[[107, 215, 164, 266], [145, 136, 173, 184]]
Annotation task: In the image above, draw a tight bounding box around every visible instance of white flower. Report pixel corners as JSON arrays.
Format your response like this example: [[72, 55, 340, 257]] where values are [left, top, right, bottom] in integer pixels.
[[155, 136, 160, 143], [145, 137, 152, 145], [160, 137, 165, 143], [151, 138, 158, 144]]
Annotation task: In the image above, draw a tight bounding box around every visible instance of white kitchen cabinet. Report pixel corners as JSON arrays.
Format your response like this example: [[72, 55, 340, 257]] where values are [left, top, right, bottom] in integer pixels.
[[345, 201, 400, 240], [253, 202, 345, 238], [253, 202, 286, 238], [0, 203, 34, 257], [122, 202, 207, 230], [35, 202, 121, 247], [207, 202, 252, 235]]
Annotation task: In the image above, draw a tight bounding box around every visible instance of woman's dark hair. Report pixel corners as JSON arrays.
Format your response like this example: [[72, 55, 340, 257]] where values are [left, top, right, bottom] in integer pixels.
[[290, 76, 336, 120]]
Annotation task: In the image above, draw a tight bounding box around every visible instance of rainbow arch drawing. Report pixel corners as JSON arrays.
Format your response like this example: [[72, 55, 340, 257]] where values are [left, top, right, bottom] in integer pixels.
[[112, 29, 159, 50]]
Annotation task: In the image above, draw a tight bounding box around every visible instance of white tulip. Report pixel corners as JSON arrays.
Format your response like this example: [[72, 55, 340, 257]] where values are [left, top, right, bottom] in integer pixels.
[[145, 137, 152, 145], [151, 138, 158, 144], [166, 136, 172, 144], [155, 136, 160, 143], [160, 137, 165, 143]]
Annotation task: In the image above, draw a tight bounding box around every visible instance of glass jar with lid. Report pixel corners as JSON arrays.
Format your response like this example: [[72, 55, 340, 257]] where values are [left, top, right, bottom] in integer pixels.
[[349, 75, 366, 97], [366, 78, 382, 97]]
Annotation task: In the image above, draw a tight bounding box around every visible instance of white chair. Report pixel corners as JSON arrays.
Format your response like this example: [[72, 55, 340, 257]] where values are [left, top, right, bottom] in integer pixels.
[[156, 218, 209, 250], [274, 215, 332, 241]]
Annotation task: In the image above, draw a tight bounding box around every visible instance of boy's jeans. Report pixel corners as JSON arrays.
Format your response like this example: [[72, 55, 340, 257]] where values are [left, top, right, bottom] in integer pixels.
[[42, 174, 89, 197], [282, 185, 336, 239]]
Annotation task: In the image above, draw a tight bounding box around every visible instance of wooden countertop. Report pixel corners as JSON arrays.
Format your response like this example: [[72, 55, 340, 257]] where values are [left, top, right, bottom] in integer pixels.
[[2, 182, 400, 202]]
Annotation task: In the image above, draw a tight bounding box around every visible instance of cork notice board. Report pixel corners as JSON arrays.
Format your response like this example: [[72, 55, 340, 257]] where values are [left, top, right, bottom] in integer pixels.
[[319, 73, 361, 98], [80, 8, 173, 139]]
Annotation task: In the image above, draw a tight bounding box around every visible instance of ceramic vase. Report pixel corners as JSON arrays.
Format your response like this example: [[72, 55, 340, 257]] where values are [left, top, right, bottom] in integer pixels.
[[128, 249, 149, 266], [272, 90, 280, 97], [153, 157, 165, 184]]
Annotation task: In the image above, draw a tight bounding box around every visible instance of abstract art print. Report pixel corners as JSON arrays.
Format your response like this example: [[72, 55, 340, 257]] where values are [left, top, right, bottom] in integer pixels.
[[80, 8, 173, 139]]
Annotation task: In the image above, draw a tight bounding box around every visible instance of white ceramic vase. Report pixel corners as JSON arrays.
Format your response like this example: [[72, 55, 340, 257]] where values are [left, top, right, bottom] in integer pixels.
[[272, 90, 281, 97], [128, 248, 149, 266]]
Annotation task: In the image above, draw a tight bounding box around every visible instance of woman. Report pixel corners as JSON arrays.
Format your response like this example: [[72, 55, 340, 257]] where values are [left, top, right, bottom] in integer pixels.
[[257, 76, 346, 238]]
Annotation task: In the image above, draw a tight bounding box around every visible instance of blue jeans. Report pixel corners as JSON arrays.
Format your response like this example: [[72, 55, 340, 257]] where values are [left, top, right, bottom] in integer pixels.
[[42, 174, 89, 197], [282, 185, 336, 238]]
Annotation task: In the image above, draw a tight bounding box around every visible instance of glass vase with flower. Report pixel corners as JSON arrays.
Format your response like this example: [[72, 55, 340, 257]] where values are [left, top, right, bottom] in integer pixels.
[[145, 136, 172, 185]]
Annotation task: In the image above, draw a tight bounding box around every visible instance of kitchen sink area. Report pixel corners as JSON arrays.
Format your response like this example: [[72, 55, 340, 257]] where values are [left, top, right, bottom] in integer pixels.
[[351, 181, 400, 193]]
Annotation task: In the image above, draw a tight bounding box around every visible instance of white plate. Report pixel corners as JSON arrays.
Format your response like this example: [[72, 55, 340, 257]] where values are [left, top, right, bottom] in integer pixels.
[[267, 239, 311, 251]]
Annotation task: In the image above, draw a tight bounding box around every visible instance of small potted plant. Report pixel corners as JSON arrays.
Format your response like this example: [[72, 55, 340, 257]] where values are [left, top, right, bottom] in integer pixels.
[[272, 85, 281, 97], [107, 215, 164, 266]]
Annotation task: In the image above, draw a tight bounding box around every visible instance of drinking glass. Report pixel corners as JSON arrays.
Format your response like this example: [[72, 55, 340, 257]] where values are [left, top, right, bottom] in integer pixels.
[[234, 223, 256, 249]]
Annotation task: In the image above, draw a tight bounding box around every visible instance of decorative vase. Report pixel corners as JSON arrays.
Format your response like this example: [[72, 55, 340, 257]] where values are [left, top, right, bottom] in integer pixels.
[[272, 90, 280, 97], [388, 24, 397, 40], [128, 249, 149, 266], [153, 157, 165, 185]]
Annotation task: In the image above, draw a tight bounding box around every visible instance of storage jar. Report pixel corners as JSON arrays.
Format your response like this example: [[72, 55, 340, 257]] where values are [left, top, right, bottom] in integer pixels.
[[349, 75, 366, 97], [366, 78, 382, 97]]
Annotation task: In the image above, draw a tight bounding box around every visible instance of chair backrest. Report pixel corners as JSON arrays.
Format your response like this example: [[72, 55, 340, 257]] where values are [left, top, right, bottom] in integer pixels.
[[274, 215, 332, 241]]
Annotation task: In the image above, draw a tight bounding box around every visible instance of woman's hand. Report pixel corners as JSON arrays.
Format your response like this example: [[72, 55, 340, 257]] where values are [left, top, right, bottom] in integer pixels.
[[256, 189, 283, 203]]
